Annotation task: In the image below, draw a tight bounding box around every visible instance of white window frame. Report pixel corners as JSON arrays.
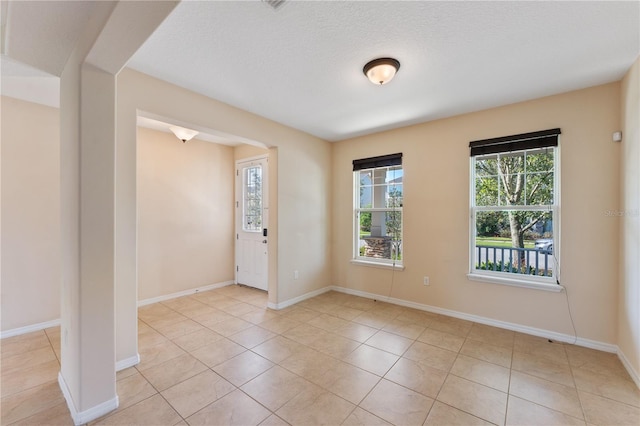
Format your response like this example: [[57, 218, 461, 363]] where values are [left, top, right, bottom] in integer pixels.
[[468, 139, 562, 292], [352, 160, 404, 270]]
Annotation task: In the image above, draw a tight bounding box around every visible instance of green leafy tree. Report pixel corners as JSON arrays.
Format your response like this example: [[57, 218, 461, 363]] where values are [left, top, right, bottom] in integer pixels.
[[360, 211, 371, 232], [359, 176, 372, 233], [476, 150, 554, 264], [386, 189, 402, 239]]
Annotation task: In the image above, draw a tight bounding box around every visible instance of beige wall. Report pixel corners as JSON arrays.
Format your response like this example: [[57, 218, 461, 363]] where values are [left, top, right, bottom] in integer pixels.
[[1, 96, 61, 332], [234, 144, 269, 161], [2, 66, 633, 368], [332, 83, 621, 344], [137, 127, 235, 300], [619, 56, 640, 380], [116, 68, 332, 362], [117, 68, 332, 304]]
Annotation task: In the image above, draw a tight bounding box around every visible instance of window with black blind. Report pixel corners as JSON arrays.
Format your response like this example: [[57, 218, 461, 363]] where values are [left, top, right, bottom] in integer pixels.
[[353, 153, 403, 266], [469, 129, 560, 288]]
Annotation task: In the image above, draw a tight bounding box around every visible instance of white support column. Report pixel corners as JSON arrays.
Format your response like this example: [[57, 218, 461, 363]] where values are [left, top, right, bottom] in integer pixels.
[[57, 2, 178, 424], [371, 168, 387, 236], [59, 61, 119, 424], [58, 4, 119, 422]]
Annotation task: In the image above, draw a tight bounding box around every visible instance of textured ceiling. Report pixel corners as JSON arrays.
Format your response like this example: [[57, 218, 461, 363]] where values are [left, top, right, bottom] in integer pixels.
[[1, 1, 639, 142], [128, 0, 639, 141], [2, 0, 97, 76]]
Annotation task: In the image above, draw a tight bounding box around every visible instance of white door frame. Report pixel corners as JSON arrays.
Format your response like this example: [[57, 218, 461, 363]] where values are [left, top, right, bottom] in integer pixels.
[[235, 155, 269, 291]]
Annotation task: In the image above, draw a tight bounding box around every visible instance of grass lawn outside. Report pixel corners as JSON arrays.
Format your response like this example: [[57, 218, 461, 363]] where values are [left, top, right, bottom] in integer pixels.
[[476, 236, 535, 248]]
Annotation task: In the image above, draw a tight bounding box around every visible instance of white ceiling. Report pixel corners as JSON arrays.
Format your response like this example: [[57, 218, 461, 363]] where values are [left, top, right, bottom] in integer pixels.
[[1, 0, 98, 76], [127, 0, 639, 141], [2, 1, 639, 142]]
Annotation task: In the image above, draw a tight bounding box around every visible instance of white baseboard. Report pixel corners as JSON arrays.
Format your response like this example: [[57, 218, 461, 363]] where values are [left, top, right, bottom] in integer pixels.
[[2, 282, 235, 338], [330, 285, 619, 353], [1, 318, 61, 339], [116, 353, 140, 371], [617, 347, 640, 389], [58, 372, 119, 425], [138, 280, 235, 307], [267, 286, 333, 310]]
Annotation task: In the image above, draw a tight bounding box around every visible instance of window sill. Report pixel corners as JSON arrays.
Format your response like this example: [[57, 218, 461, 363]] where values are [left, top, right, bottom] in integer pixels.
[[350, 259, 405, 271], [467, 273, 564, 292]]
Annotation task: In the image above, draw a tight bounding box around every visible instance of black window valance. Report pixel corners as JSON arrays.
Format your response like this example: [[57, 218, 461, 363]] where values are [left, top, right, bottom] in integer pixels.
[[353, 153, 402, 171], [469, 128, 561, 157]]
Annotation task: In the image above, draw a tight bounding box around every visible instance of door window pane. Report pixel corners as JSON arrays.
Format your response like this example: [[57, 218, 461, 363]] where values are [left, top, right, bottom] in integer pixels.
[[243, 166, 262, 232]]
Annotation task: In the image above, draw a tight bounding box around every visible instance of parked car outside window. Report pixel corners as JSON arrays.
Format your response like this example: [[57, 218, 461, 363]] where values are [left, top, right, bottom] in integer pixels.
[[535, 238, 553, 253]]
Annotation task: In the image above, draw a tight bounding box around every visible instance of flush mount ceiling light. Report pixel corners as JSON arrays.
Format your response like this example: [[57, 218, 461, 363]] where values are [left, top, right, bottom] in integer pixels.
[[169, 125, 199, 143], [363, 57, 400, 85]]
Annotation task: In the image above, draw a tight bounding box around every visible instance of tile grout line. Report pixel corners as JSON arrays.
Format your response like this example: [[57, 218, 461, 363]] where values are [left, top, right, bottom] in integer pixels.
[[150, 290, 283, 424], [503, 332, 515, 426], [8, 287, 637, 425]]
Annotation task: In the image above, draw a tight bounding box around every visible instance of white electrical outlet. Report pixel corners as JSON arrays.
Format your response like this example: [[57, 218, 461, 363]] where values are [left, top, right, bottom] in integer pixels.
[[423, 276, 430, 286], [294, 270, 299, 280]]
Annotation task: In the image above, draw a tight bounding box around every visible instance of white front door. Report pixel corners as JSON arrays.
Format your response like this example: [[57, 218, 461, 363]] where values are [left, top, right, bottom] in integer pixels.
[[235, 157, 268, 291]]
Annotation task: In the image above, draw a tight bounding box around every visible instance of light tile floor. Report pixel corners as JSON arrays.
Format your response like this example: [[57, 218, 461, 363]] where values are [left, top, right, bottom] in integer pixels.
[[2, 285, 639, 425]]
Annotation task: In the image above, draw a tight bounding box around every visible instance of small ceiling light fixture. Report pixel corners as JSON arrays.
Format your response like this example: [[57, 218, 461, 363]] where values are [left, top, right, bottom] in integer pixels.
[[363, 57, 400, 85], [169, 125, 199, 143]]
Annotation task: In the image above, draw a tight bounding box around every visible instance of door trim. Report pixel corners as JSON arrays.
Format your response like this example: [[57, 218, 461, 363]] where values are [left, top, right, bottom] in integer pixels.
[[235, 155, 269, 291]]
